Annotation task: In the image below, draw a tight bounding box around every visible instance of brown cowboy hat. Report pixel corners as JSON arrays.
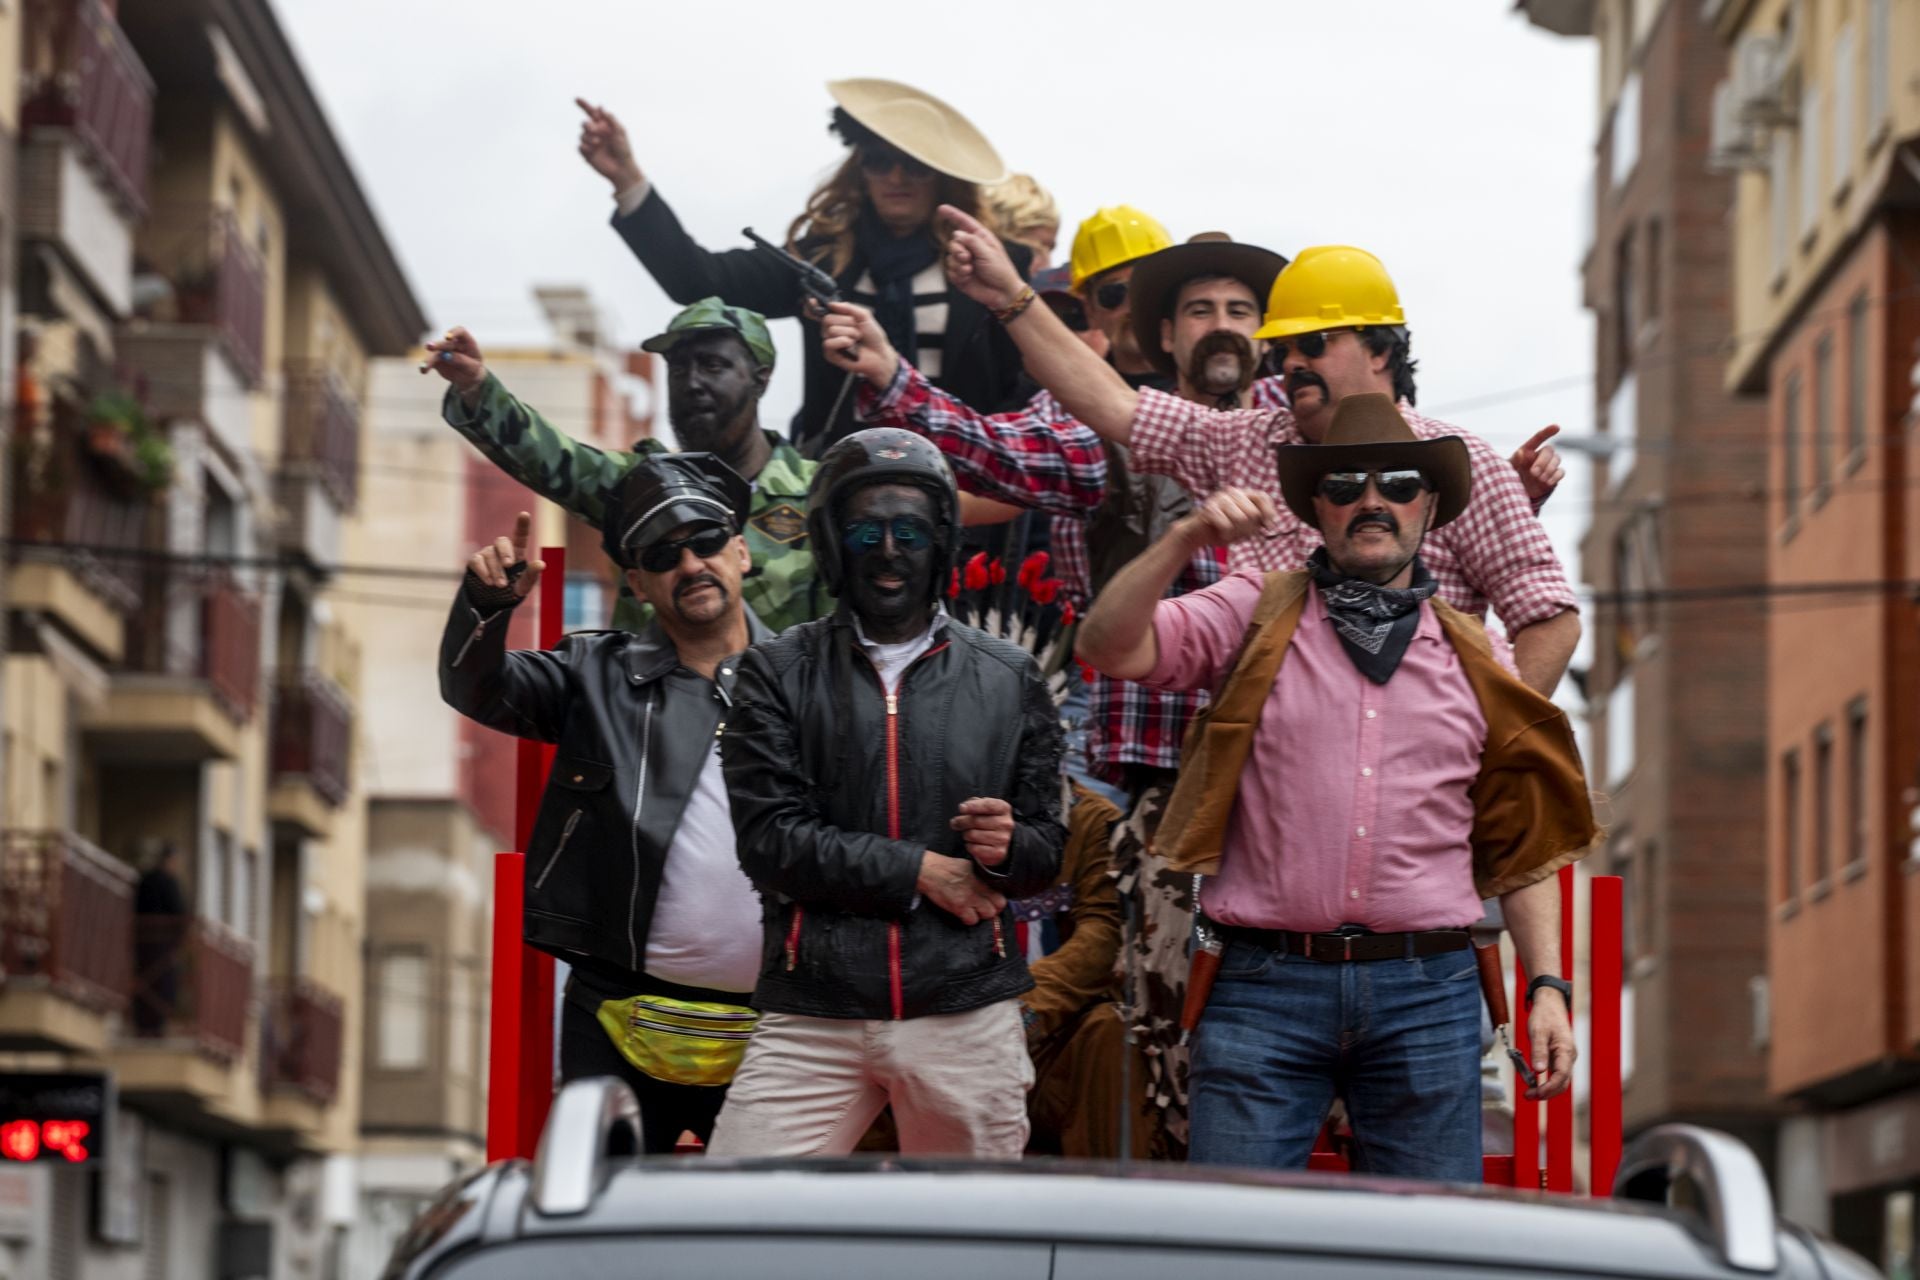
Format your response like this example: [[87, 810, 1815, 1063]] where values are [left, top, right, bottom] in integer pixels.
[[827, 79, 1007, 186], [1128, 234, 1290, 376], [1275, 392, 1471, 530]]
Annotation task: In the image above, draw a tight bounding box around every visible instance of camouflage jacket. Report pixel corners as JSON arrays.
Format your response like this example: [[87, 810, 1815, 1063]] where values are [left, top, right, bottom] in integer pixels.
[[442, 374, 824, 633]]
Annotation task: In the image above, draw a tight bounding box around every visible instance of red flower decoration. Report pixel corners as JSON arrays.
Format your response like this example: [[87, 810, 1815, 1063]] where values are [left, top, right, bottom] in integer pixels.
[[1059, 601, 1077, 627], [989, 558, 1006, 585], [964, 552, 990, 592], [1079, 660, 1097, 684], [948, 568, 961, 597], [1017, 550, 1050, 589], [1030, 577, 1062, 605]]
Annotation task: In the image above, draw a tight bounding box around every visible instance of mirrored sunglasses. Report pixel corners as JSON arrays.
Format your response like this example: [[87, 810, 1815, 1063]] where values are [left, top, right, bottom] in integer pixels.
[[841, 515, 936, 553], [1315, 469, 1432, 506]]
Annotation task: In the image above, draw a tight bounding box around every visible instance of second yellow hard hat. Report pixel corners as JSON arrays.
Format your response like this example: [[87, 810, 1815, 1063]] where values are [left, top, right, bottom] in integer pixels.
[[1068, 205, 1174, 294], [1254, 245, 1405, 342]]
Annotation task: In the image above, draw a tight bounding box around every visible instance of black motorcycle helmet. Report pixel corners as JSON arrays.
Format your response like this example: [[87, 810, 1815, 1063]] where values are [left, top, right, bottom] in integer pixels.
[[806, 427, 960, 599]]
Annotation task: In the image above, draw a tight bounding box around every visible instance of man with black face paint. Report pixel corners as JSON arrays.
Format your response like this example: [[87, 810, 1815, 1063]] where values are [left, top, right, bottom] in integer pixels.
[[714, 427, 1066, 1157], [427, 298, 823, 633]]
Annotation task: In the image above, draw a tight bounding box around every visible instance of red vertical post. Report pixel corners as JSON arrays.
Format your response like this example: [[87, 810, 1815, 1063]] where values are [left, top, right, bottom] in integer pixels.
[[485, 851, 526, 1162], [511, 546, 565, 1157], [1589, 875, 1624, 1198], [1513, 953, 1539, 1189], [1546, 863, 1576, 1192]]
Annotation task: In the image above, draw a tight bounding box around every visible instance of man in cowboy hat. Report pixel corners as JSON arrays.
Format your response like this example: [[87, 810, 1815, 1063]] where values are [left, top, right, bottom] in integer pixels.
[[938, 214, 1580, 698], [1075, 393, 1595, 1181], [575, 80, 1030, 453], [426, 299, 823, 633], [439, 455, 770, 1153]]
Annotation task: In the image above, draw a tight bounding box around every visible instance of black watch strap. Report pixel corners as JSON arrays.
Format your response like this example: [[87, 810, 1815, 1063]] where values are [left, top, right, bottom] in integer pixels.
[[1527, 974, 1573, 1010]]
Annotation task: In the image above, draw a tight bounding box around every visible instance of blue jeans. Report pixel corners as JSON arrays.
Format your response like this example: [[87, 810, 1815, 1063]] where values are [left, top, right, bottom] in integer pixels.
[[1189, 940, 1484, 1181]]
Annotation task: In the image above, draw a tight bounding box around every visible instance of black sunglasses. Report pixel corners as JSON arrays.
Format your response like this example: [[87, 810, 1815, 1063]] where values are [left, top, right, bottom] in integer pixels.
[[1092, 279, 1129, 311], [637, 525, 732, 573], [1042, 294, 1089, 332], [1315, 469, 1432, 506], [841, 515, 936, 553], [1271, 327, 1359, 364], [858, 144, 934, 179]]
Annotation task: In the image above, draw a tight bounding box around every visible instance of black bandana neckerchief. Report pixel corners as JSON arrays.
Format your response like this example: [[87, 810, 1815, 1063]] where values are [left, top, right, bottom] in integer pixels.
[[1308, 547, 1438, 685]]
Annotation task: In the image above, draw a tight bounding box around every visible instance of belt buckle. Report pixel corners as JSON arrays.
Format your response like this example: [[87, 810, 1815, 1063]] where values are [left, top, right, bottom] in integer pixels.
[[1342, 935, 1355, 962]]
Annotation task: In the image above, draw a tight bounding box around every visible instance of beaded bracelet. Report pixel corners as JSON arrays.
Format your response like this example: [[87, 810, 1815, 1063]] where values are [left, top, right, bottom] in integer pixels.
[[990, 285, 1037, 325]]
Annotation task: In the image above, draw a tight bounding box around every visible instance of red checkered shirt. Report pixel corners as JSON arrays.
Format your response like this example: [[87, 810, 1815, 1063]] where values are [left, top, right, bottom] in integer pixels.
[[858, 364, 1292, 779], [1128, 388, 1578, 632]]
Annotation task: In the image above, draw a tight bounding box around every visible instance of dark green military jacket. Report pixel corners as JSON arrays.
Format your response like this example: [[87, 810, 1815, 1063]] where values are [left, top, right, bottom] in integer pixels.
[[442, 374, 823, 633]]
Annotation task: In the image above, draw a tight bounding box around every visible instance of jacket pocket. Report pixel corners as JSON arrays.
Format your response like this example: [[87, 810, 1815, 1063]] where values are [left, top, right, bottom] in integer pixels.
[[527, 758, 614, 915]]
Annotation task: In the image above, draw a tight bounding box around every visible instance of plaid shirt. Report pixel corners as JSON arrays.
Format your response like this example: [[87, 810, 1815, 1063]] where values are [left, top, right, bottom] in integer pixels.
[[1128, 388, 1578, 631], [859, 364, 1292, 779]]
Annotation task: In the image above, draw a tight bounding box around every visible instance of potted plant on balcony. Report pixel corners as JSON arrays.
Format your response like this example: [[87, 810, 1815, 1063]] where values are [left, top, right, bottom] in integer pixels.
[[84, 390, 173, 498]]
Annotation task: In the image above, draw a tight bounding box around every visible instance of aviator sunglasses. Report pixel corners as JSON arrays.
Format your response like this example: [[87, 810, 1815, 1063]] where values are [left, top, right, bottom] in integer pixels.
[[858, 144, 935, 179], [637, 525, 732, 573], [1270, 327, 1360, 364], [841, 515, 936, 553], [1315, 469, 1432, 506]]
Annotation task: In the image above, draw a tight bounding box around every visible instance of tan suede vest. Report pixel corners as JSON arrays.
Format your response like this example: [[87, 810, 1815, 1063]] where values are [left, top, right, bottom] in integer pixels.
[[1158, 571, 1598, 898]]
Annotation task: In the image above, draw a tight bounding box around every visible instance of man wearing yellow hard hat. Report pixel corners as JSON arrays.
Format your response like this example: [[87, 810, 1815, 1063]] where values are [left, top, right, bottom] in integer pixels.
[[938, 215, 1582, 698]]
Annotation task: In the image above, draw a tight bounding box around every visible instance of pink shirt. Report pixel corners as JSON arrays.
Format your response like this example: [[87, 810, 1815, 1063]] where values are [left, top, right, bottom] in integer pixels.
[[1145, 571, 1493, 933]]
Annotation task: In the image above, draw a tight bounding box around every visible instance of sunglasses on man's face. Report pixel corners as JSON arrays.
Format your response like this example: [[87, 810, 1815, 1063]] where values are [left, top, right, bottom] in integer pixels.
[[1042, 294, 1089, 332], [858, 145, 934, 179], [1271, 327, 1359, 364], [1315, 469, 1432, 506], [636, 525, 732, 573], [841, 515, 936, 554], [1091, 279, 1129, 312]]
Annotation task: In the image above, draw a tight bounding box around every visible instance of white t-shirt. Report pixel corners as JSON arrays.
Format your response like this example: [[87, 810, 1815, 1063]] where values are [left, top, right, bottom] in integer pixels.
[[644, 745, 763, 994], [856, 607, 949, 693]]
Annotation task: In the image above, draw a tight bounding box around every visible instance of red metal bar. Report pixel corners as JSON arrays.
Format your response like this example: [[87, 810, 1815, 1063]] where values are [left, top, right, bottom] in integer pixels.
[[1513, 953, 1539, 1189], [485, 851, 525, 1163], [1590, 875, 1624, 1197], [1546, 864, 1576, 1192], [512, 546, 566, 1156]]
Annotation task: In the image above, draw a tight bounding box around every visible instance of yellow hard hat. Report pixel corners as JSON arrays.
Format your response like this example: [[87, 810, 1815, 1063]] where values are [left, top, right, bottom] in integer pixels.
[[1068, 205, 1174, 293], [1253, 245, 1406, 342]]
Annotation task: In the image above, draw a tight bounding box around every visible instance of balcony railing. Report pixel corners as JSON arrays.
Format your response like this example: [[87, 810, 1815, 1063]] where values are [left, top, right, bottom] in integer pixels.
[[282, 364, 361, 510], [7, 402, 149, 612], [21, 0, 154, 214], [133, 206, 266, 387], [0, 829, 137, 1013], [270, 674, 352, 807], [131, 916, 253, 1063], [126, 568, 263, 723], [262, 978, 344, 1105]]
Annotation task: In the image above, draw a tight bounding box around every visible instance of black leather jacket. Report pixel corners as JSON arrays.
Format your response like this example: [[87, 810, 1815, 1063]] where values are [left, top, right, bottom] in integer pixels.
[[438, 579, 770, 976], [720, 611, 1066, 1020]]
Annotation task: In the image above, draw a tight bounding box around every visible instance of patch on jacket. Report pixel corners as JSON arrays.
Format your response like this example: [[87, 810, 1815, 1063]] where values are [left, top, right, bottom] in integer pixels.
[[749, 502, 808, 545]]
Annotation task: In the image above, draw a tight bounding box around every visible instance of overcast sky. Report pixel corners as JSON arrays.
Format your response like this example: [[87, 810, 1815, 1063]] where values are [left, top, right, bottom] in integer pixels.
[[279, 0, 1602, 662]]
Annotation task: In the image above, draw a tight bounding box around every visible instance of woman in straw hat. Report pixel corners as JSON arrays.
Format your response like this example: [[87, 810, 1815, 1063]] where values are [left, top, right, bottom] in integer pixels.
[[578, 80, 1033, 456]]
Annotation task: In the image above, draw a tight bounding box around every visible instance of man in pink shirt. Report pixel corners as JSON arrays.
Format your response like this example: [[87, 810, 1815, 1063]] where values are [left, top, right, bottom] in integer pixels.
[[1077, 394, 1594, 1181]]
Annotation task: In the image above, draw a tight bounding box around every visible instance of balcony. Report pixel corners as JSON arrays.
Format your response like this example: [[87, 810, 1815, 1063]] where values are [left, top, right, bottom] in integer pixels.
[[262, 978, 344, 1106], [269, 674, 353, 838], [0, 829, 136, 1055], [117, 916, 255, 1109], [7, 407, 149, 660], [20, 0, 154, 216], [278, 364, 360, 570], [85, 569, 262, 762]]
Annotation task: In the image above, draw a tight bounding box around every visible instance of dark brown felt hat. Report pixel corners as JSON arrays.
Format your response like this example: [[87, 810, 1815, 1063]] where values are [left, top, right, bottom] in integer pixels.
[[1128, 235, 1290, 376], [1275, 392, 1471, 530]]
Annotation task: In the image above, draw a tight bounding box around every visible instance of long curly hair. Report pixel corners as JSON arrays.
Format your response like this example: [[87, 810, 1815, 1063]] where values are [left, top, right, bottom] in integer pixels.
[[784, 109, 996, 278]]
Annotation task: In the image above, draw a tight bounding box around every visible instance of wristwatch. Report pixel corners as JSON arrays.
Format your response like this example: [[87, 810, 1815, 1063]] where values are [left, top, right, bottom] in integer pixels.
[[1526, 974, 1573, 1011]]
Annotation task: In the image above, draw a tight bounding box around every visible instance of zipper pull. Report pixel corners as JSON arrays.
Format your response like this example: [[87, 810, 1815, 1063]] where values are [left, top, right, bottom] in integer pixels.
[[885, 692, 898, 716]]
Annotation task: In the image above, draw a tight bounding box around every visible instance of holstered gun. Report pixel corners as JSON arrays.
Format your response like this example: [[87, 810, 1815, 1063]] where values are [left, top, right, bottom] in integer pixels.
[[1178, 914, 1223, 1045]]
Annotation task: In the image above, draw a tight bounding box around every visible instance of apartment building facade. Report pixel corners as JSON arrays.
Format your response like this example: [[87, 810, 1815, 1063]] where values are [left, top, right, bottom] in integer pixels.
[[0, 1, 424, 1275]]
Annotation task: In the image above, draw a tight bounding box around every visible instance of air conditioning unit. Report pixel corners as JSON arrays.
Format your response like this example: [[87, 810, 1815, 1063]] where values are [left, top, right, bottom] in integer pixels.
[[1733, 32, 1794, 127], [1708, 80, 1769, 172]]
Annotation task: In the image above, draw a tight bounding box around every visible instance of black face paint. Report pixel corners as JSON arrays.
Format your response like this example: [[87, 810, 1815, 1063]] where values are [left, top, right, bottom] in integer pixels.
[[839, 483, 939, 642], [666, 332, 763, 455]]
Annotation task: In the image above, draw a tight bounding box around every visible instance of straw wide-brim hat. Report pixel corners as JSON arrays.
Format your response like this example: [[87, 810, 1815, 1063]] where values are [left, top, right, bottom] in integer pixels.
[[827, 78, 1008, 186], [1128, 235, 1290, 376], [1275, 392, 1472, 529]]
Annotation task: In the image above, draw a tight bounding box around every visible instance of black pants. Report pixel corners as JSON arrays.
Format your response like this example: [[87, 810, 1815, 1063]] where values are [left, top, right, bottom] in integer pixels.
[[558, 999, 728, 1154]]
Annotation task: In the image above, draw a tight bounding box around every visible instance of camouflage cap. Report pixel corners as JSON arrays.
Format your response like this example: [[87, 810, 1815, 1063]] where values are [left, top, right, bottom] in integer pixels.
[[640, 297, 777, 370]]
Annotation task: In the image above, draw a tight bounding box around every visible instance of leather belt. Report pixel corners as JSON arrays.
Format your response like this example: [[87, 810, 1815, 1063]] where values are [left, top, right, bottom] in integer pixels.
[[1218, 924, 1471, 963]]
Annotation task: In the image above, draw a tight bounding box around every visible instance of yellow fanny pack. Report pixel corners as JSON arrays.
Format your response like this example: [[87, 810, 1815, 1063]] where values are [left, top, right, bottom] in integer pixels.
[[595, 993, 758, 1088]]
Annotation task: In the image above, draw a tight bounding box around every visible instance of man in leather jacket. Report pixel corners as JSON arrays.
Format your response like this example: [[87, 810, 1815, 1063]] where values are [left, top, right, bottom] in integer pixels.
[[438, 454, 769, 1154], [712, 428, 1066, 1157]]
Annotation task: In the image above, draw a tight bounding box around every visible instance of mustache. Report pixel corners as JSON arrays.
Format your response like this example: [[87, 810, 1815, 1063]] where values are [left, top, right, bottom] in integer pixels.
[[1186, 330, 1257, 393], [674, 573, 725, 600], [1286, 369, 1327, 397], [1347, 512, 1399, 537]]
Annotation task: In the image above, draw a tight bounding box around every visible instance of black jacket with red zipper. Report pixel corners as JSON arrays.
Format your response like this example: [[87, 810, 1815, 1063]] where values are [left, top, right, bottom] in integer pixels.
[[719, 608, 1066, 1021]]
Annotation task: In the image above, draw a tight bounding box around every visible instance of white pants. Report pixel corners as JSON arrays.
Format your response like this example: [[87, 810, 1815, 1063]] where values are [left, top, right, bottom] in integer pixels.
[[708, 1000, 1033, 1157]]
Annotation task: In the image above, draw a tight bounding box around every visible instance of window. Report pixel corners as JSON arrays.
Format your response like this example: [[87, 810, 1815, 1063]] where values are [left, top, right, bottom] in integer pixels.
[[1643, 218, 1662, 322], [377, 950, 430, 1070], [1814, 335, 1834, 495], [1639, 840, 1660, 962], [562, 573, 607, 632], [1608, 370, 1638, 493], [1769, 129, 1792, 281], [1868, 0, 1890, 139], [1832, 25, 1855, 195], [448, 962, 474, 1078], [1813, 724, 1834, 887], [1848, 698, 1870, 871], [1614, 228, 1637, 375], [1607, 672, 1636, 788], [1782, 370, 1803, 514], [1611, 839, 1635, 964], [1799, 84, 1822, 242], [1848, 291, 1869, 462], [1782, 749, 1802, 902], [1612, 72, 1641, 190]]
